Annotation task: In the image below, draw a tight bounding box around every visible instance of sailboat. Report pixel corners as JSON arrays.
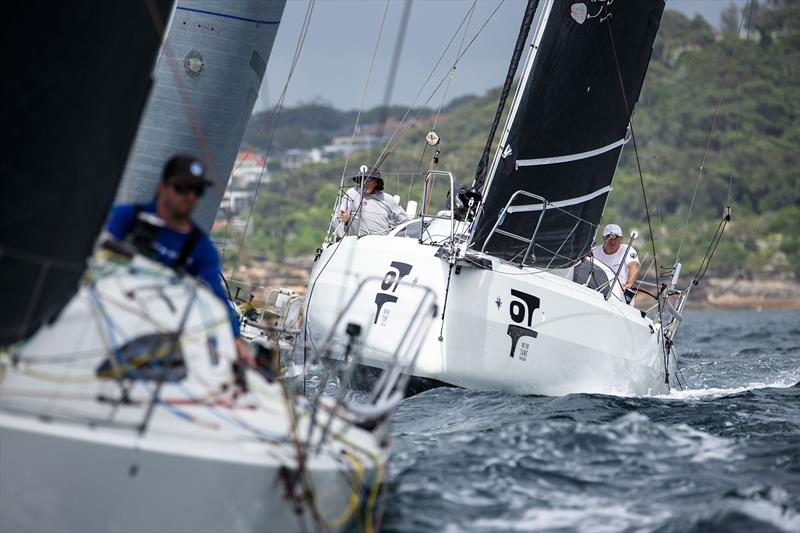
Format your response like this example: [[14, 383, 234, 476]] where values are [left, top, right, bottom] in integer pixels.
[[0, 3, 424, 531], [304, 0, 689, 396]]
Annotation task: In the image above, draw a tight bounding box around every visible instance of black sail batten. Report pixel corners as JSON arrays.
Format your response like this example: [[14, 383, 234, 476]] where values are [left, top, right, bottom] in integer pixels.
[[0, 3, 173, 346], [473, 0, 540, 191], [470, 0, 665, 268]]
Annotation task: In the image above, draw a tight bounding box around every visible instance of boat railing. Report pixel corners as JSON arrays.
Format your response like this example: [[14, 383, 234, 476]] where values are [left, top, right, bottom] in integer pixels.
[[478, 190, 601, 269], [304, 276, 438, 448], [420, 170, 456, 245], [479, 190, 549, 266]]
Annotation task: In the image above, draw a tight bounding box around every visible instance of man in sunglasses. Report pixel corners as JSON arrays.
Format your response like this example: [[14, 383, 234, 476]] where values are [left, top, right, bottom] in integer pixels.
[[106, 154, 254, 364]]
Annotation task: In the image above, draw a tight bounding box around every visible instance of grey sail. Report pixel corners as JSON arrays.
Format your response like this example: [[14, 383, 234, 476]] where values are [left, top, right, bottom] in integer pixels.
[[115, 0, 286, 231]]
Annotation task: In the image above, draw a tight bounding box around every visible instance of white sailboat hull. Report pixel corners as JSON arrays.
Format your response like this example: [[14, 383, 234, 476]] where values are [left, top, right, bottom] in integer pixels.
[[0, 411, 360, 533], [1, 254, 386, 532], [306, 235, 671, 396]]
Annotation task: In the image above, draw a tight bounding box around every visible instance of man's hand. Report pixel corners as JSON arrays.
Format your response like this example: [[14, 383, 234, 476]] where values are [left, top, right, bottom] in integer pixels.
[[235, 337, 255, 366], [339, 209, 350, 222]]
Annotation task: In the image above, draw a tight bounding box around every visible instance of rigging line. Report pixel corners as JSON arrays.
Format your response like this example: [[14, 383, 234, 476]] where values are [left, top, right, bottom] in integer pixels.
[[676, 0, 750, 260], [411, 0, 476, 204], [692, 210, 730, 285], [319, 0, 392, 245], [606, 22, 668, 384], [230, 0, 316, 281], [339, 0, 391, 183], [432, 0, 477, 133], [377, 0, 414, 139], [408, 146, 430, 202], [327, 6, 489, 245], [472, 0, 537, 190], [727, 113, 741, 206], [371, 0, 503, 172]]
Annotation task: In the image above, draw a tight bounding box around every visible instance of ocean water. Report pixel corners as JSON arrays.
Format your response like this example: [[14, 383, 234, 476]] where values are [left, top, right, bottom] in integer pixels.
[[380, 309, 800, 532]]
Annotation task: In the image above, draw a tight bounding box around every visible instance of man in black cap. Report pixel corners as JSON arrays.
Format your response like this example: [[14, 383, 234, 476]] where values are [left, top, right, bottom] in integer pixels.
[[106, 154, 253, 363], [336, 168, 408, 237]]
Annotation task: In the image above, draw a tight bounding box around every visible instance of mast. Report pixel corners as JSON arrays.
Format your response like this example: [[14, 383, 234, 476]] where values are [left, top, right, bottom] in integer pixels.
[[115, 0, 286, 231], [469, 0, 665, 268]]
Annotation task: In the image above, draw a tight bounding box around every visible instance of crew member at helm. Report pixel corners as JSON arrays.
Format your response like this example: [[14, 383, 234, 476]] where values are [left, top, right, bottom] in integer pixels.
[[591, 223, 640, 301], [336, 168, 409, 237]]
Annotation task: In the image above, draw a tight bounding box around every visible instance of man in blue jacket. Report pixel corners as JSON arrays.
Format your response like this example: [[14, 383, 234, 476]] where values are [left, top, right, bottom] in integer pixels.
[[106, 154, 253, 364]]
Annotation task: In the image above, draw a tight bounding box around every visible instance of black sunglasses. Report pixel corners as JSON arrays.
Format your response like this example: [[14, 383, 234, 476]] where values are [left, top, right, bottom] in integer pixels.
[[170, 182, 206, 197]]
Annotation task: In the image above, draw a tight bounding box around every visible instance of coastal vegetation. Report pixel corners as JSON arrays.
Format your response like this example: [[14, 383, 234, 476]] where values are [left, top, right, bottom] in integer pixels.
[[232, 2, 798, 281]]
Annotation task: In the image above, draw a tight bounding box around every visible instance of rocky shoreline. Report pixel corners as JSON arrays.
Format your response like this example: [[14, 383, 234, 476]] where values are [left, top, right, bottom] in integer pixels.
[[683, 277, 800, 310], [226, 259, 800, 311]]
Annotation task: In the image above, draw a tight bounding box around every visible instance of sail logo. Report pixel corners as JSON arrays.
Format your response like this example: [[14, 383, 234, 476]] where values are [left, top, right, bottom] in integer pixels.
[[571, 1, 614, 25], [506, 289, 540, 360], [570, 3, 587, 24], [374, 261, 413, 325]]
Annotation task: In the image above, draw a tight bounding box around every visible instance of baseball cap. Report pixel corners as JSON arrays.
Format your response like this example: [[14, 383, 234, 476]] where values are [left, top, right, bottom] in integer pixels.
[[161, 155, 212, 185], [602, 223, 623, 237]]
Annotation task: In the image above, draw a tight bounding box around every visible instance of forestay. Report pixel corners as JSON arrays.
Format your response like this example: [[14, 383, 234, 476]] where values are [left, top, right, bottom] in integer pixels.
[[470, 0, 665, 267]]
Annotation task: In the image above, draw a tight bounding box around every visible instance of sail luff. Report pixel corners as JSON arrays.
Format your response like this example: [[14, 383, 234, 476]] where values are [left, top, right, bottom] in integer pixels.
[[471, 0, 554, 234], [472, 0, 542, 191]]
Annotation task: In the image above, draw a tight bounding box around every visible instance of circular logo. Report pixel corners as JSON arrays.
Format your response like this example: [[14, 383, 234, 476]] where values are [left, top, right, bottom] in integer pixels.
[[184, 50, 204, 78]]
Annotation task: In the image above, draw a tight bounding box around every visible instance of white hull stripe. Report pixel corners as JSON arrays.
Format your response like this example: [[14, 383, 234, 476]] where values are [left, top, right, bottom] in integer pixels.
[[515, 136, 629, 168], [506, 185, 613, 213]]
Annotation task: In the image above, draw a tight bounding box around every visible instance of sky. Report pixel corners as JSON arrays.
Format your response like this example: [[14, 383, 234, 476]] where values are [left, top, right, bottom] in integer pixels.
[[256, 0, 749, 112]]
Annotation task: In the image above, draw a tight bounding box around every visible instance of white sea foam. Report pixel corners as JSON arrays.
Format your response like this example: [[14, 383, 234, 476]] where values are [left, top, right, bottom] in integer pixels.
[[466, 499, 670, 532], [722, 486, 800, 533], [662, 379, 799, 400], [598, 412, 738, 463]]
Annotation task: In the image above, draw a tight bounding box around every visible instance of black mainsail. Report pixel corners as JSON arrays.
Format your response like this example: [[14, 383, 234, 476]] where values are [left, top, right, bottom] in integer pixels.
[[0, 3, 172, 345], [470, 0, 665, 268]]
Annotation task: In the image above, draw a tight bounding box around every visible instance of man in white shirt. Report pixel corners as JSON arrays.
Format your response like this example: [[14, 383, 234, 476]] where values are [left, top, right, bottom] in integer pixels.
[[591, 223, 640, 296], [336, 169, 409, 236]]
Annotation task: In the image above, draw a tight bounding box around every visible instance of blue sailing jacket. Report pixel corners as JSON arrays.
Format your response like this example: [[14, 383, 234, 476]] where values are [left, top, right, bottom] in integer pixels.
[[106, 202, 241, 336]]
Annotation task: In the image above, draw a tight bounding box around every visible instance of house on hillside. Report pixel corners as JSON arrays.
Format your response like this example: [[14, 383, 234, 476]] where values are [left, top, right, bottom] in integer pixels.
[[231, 150, 268, 188], [277, 148, 325, 169], [323, 133, 382, 158]]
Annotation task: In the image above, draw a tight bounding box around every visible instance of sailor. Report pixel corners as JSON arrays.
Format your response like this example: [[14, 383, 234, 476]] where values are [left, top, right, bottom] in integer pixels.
[[105, 154, 254, 364], [591, 223, 640, 301], [336, 168, 409, 236]]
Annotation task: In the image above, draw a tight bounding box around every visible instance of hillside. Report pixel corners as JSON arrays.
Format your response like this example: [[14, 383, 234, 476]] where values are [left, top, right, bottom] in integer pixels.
[[231, 3, 798, 284]]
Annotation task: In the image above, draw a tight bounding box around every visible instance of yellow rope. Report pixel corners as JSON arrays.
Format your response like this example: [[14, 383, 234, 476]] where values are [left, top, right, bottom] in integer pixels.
[[314, 449, 364, 529]]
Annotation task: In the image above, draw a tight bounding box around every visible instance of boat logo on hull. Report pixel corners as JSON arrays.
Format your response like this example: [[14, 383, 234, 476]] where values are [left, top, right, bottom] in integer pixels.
[[507, 289, 540, 360], [374, 261, 413, 325]]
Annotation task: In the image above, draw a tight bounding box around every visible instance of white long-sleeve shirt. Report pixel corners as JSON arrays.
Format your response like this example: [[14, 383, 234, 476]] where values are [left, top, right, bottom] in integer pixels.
[[336, 187, 409, 236]]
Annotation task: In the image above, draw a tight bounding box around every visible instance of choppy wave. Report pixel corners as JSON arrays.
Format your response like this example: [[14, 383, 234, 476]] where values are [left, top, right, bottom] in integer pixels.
[[380, 309, 800, 532]]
